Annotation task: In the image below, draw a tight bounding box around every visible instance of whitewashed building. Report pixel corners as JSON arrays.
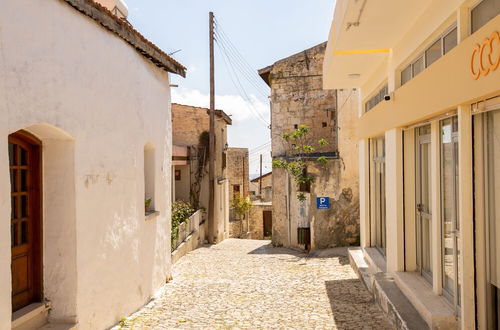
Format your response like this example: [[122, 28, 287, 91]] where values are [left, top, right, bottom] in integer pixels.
[[0, 0, 185, 328]]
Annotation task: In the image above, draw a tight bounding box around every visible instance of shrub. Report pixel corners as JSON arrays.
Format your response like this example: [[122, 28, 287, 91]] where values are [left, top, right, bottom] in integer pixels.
[[171, 201, 195, 249], [231, 196, 252, 218]]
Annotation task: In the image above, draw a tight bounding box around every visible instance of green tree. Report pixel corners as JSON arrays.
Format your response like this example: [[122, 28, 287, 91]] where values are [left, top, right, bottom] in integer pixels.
[[272, 125, 329, 201]]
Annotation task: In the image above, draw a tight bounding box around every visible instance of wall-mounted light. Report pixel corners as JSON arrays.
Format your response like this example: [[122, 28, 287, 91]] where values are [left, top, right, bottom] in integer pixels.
[[224, 143, 229, 151]]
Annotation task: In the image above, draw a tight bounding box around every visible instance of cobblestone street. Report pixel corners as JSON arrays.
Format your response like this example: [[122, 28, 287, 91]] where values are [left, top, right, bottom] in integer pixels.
[[117, 239, 394, 329]]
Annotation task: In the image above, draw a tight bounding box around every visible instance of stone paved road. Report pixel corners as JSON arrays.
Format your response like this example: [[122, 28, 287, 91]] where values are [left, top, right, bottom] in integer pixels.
[[117, 239, 394, 329]]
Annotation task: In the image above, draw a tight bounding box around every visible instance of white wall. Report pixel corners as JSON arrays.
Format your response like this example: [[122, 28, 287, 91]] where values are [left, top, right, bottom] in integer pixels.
[[0, 0, 173, 328]]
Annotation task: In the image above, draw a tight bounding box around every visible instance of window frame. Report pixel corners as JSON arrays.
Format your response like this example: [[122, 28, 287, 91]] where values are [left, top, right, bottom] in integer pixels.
[[400, 24, 457, 87]]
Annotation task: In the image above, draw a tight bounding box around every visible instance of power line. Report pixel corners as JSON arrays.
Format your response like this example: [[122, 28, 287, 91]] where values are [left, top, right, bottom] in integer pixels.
[[214, 19, 270, 95], [215, 38, 270, 125], [214, 33, 270, 99], [216, 41, 270, 127]]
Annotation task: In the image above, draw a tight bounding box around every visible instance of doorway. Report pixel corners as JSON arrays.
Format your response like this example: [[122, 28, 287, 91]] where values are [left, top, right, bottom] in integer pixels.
[[440, 116, 461, 311], [416, 125, 433, 283], [9, 131, 42, 312], [263, 210, 272, 238]]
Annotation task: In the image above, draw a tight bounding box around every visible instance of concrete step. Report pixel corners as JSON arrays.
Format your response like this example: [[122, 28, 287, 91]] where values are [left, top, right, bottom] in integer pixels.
[[372, 273, 430, 330], [38, 323, 78, 330], [348, 248, 429, 330]]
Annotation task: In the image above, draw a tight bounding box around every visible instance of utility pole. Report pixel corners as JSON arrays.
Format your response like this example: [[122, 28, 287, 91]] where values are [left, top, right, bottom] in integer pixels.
[[208, 12, 215, 244], [259, 154, 263, 197]]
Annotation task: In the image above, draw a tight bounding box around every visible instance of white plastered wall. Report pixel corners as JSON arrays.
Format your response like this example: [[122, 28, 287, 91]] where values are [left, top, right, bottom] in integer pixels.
[[0, 0, 173, 328]]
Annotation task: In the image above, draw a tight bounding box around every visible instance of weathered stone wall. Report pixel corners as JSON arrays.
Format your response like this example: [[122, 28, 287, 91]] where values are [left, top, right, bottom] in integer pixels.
[[172, 103, 231, 243], [227, 148, 249, 200], [248, 203, 273, 240], [263, 43, 360, 250], [249, 172, 272, 201], [269, 43, 337, 157]]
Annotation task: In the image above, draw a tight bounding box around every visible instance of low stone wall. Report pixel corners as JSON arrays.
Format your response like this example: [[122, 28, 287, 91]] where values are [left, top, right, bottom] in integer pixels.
[[248, 202, 273, 240], [171, 211, 206, 264], [229, 218, 247, 238]]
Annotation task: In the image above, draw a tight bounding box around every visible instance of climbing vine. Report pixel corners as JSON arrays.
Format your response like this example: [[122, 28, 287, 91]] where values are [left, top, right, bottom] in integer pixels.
[[189, 131, 209, 210], [272, 125, 329, 201]]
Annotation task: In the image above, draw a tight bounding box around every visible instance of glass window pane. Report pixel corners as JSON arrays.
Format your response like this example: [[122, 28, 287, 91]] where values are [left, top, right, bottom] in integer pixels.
[[486, 109, 500, 288], [10, 169, 16, 193], [444, 27, 458, 54], [9, 143, 16, 165], [472, 0, 500, 33], [401, 65, 412, 85], [19, 147, 27, 166], [20, 195, 28, 218], [441, 117, 459, 298], [412, 56, 425, 77], [425, 39, 442, 67]]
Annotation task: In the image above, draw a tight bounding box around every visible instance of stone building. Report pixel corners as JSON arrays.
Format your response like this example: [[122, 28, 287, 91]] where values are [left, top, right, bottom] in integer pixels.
[[0, 0, 185, 328], [249, 172, 272, 202], [226, 148, 249, 206], [259, 42, 359, 250], [171, 103, 232, 244], [226, 148, 250, 237]]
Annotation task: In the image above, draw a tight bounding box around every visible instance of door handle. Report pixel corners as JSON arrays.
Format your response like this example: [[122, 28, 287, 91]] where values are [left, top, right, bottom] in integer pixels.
[[416, 204, 424, 212]]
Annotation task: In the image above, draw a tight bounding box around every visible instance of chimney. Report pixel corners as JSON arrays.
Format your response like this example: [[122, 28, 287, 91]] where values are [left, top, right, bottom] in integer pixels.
[[95, 0, 129, 19]]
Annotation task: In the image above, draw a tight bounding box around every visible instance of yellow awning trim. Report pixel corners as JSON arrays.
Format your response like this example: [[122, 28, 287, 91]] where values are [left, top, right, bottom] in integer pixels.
[[333, 49, 390, 55]]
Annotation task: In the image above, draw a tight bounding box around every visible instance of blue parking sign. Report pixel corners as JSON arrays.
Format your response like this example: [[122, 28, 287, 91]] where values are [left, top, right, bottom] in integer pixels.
[[316, 197, 330, 209]]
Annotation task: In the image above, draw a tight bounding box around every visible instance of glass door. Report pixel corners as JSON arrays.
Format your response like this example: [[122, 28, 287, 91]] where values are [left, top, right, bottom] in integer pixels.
[[440, 117, 461, 311], [370, 137, 386, 254], [483, 108, 500, 329], [416, 125, 433, 282]]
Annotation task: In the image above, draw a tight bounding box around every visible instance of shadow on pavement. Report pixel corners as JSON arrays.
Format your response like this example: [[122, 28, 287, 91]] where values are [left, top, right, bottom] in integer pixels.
[[325, 279, 391, 330], [247, 243, 351, 265]]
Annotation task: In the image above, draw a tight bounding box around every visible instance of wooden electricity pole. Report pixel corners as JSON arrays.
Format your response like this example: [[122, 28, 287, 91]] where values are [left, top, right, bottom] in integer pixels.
[[259, 154, 263, 197], [208, 12, 215, 244]]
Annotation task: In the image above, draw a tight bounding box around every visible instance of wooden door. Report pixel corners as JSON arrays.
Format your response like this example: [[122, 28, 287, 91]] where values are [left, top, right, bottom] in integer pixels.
[[263, 211, 272, 237], [9, 131, 42, 312]]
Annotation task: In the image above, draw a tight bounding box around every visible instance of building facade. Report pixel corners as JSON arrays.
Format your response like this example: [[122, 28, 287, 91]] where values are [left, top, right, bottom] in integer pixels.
[[226, 148, 250, 238], [0, 0, 186, 328], [227, 147, 249, 211], [259, 43, 360, 250], [172, 103, 232, 244], [249, 172, 272, 202], [324, 0, 500, 328]]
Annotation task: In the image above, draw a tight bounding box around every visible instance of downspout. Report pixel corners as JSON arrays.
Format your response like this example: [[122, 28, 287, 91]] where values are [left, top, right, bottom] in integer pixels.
[[287, 171, 291, 248]]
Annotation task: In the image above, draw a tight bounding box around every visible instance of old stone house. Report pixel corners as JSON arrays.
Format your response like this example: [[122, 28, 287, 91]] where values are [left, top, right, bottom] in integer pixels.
[[171, 103, 232, 244], [226, 148, 249, 237], [249, 171, 272, 202], [259, 42, 359, 250], [227, 147, 249, 207], [0, 0, 186, 329]]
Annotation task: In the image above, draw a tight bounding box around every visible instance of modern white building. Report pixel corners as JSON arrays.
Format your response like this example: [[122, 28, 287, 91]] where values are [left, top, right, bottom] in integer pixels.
[[324, 0, 499, 328], [0, 0, 185, 328]]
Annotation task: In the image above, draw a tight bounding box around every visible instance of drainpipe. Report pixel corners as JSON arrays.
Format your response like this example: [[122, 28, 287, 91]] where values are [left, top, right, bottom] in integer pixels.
[[286, 170, 291, 248]]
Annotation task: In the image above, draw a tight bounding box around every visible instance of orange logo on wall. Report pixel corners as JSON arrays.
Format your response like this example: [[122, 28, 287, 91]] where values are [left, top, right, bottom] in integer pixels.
[[470, 31, 500, 80]]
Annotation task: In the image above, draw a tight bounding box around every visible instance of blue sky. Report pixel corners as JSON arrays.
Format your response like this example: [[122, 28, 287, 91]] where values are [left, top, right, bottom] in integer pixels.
[[126, 0, 335, 174]]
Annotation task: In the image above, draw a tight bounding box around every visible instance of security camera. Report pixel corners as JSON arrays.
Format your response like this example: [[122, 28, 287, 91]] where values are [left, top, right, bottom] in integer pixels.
[[384, 92, 394, 101]]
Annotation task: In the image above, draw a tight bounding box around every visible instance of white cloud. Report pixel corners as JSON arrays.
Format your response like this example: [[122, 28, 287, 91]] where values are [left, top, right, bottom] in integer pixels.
[[171, 88, 270, 124]]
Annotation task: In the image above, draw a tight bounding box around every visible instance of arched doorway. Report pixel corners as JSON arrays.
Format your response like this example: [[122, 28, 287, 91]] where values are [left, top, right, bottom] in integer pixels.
[[9, 131, 42, 312]]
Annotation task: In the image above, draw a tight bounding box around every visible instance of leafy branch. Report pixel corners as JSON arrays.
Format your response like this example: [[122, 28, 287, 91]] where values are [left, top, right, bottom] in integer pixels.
[[272, 125, 329, 201]]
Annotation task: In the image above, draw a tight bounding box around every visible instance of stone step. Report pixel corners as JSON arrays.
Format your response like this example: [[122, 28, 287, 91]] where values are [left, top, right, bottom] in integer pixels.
[[348, 248, 430, 330], [38, 323, 78, 330]]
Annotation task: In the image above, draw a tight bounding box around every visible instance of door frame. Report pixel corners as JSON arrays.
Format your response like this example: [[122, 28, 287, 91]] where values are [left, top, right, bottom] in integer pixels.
[[9, 130, 43, 311], [415, 126, 433, 283]]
